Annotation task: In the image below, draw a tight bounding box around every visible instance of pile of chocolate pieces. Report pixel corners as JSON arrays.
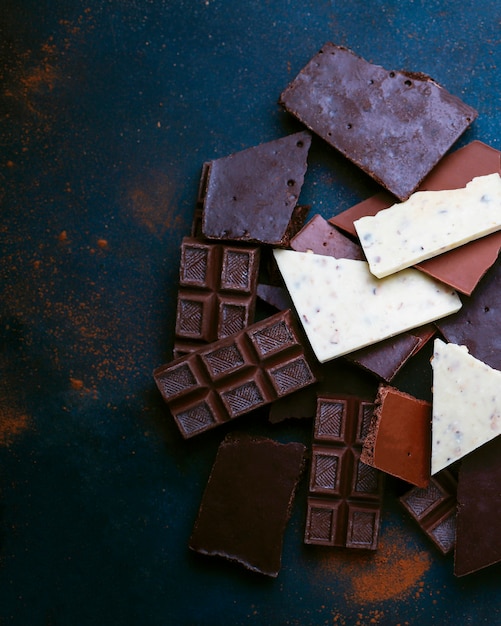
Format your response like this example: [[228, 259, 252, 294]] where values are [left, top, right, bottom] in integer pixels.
[[154, 44, 501, 578]]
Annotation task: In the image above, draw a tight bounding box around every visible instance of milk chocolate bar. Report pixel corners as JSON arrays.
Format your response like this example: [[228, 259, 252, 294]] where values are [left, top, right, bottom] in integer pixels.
[[201, 131, 311, 245], [290, 214, 364, 260], [154, 310, 316, 438], [304, 394, 384, 549], [400, 469, 457, 556], [174, 237, 260, 355], [190, 433, 306, 577], [280, 43, 477, 200]]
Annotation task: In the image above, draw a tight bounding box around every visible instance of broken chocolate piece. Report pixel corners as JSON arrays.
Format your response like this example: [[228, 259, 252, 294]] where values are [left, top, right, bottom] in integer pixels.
[[190, 433, 306, 577], [280, 43, 477, 200], [400, 469, 457, 555], [304, 394, 384, 549], [361, 385, 431, 488], [201, 131, 311, 245], [290, 214, 364, 259], [154, 310, 316, 438]]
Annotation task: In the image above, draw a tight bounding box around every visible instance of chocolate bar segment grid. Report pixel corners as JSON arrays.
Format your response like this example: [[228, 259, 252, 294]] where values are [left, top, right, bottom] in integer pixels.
[[174, 237, 260, 355], [304, 395, 383, 549], [154, 310, 316, 438]]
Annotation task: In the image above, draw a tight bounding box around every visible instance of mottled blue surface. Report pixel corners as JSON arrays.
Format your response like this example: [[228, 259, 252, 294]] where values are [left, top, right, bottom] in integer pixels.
[[1, 1, 500, 624]]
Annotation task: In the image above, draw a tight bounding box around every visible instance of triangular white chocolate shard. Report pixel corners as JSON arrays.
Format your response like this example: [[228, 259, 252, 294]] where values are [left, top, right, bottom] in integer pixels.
[[431, 338, 501, 475], [354, 173, 501, 278], [272, 249, 462, 363]]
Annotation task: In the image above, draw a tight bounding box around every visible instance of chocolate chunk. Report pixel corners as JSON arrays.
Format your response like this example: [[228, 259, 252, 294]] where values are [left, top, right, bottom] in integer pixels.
[[280, 43, 477, 200], [256, 283, 293, 312], [400, 469, 457, 555], [455, 437, 501, 576], [304, 394, 384, 549], [189, 433, 306, 577], [290, 214, 364, 259], [173, 237, 260, 355], [201, 131, 312, 245], [361, 385, 431, 488], [154, 310, 316, 438]]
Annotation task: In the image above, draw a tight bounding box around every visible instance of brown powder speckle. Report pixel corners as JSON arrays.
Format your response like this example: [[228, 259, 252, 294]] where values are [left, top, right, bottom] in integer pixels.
[[0, 405, 31, 447]]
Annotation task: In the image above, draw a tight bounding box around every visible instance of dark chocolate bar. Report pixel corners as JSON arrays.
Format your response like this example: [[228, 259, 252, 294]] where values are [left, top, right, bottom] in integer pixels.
[[304, 394, 384, 549], [400, 470, 457, 556], [189, 433, 306, 577], [154, 310, 316, 438], [201, 131, 312, 245], [280, 43, 477, 200], [174, 237, 260, 355]]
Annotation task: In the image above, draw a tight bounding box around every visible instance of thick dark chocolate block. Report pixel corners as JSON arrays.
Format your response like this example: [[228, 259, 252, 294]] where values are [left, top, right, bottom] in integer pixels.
[[174, 237, 260, 355], [189, 433, 306, 577], [154, 310, 316, 438], [201, 131, 311, 245], [280, 43, 477, 200], [304, 394, 383, 549], [400, 470, 457, 555]]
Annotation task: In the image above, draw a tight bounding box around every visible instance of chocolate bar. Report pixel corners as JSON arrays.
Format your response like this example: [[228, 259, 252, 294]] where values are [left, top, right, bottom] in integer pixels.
[[290, 214, 364, 260], [173, 237, 260, 355], [201, 131, 312, 245], [280, 43, 477, 200], [189, 433, 306, 577], [304, 394, 384, 549], [400, 469, 457, 556], [154, 310, 316, 438]]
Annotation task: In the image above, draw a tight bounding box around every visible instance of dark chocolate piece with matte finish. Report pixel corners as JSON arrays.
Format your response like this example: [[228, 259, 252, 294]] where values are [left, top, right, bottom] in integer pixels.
[[154, 310, 316, 438], [304, 394, 384, 549], [280, 43, 477, 201], [190, 433, 306, 577], [201, 131, 311, 245]]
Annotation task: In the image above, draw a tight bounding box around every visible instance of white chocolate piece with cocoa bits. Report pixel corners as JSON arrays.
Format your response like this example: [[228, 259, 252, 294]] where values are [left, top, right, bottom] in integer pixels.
[[354, 173, 501, 279], [272, 249, 461, 363], [431, 338, 501, 475]]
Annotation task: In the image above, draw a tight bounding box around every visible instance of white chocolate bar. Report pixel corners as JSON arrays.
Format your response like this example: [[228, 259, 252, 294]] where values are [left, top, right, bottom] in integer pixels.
[[431, 339, 501, 475], [272, 249, 462, 363], [354, 173, 501, 278]]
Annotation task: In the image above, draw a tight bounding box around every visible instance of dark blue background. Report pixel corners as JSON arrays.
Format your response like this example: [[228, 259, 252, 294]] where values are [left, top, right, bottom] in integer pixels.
[[1, 1, 500, 624]]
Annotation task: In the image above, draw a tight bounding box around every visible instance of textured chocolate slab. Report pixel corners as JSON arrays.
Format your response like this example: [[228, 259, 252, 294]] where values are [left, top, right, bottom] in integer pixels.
[[455, 437, 501, 576], [174, 237, 260, 355], [329, 141, 501, 295], [435, 259, 501, 370], [154, 310, 316, 438], [361, 385, 431, 488], [201, 131, 311, 245], [304, 394, 383, 549], [280, 43, 477, 200], [189, 433, 306, 577], [290, 214, 364, 259], [400, 470, 457, 555]]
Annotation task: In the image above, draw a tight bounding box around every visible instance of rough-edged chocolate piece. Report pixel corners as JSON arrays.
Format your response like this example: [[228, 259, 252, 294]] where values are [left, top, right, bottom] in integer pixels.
[[173, 237, 260, 355], [455, 437, 501, 576], [189, 433, 306, 577], [330, 141, 501, 295], [154, 310, 316, 438], [256, 283, 293, 312], [290, 214, 364, 259], [400, 469, 457, 555], [305, 394, 384, 549], [280, 43, 477, 200], [361, 385, 431, 487], [201, 131, 311, 245]]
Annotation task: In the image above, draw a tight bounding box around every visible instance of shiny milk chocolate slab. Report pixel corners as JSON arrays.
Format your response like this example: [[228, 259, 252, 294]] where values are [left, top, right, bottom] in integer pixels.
[[154, 310, 316, 438], [189, 433, 306, 577], [174, 237, 260, 355], [304, 394, 384, 550], [280, 43, 477, 200]]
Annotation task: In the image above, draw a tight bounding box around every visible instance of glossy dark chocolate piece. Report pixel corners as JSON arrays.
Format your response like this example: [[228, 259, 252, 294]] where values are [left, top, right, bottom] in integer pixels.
[[174, 237, 260, 355], [400, 469, 457, 555], [304, 394, 384, 550], [190, 433, 306, 577], [154, 310, 316, 438], [290, 214, 364, 260], [280, 43, 477, 200], [455, 437, 501, 576], [361, 385, 431, 488], [201, 131, 311, 245]]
